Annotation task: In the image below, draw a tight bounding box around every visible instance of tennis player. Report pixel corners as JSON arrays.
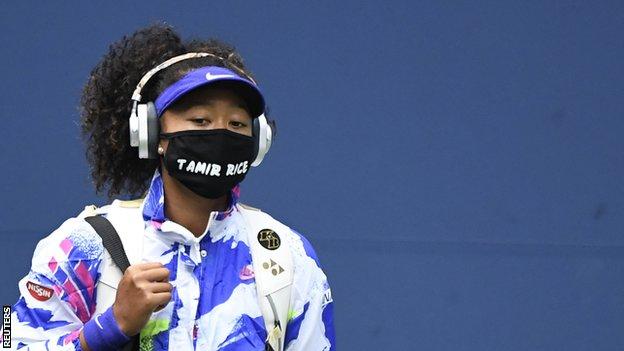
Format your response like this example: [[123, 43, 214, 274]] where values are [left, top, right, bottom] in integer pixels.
[[7, 24, 335, 351]]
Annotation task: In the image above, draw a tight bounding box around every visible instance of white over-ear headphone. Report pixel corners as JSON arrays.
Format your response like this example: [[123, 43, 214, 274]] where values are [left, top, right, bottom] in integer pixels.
[[128, 52, 273, 166]]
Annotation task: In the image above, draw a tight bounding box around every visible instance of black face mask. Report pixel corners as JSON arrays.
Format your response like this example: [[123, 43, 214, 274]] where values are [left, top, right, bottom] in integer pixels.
[[160, 129, 255, 199]]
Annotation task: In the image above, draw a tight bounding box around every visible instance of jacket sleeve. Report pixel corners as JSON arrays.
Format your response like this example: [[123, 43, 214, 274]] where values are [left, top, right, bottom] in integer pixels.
[[8, 217, 104, 350], [284, 230, 335, 351]]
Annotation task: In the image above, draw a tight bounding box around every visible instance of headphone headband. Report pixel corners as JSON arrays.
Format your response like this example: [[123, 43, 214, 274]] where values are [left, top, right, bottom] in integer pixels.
[[130, 52, 256, 113]]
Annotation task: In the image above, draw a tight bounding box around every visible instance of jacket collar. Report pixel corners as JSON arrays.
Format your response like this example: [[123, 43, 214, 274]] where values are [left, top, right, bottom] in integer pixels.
[[142, 169, 240, 225]]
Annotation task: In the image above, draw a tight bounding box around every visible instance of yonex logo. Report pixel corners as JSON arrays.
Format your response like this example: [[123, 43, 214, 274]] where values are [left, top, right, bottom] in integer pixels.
[[262, 259, 285, 276]]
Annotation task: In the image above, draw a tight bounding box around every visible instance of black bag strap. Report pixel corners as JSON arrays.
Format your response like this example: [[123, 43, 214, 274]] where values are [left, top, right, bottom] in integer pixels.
[[85, 215, 131, 272], [84, 215, 140, 351]]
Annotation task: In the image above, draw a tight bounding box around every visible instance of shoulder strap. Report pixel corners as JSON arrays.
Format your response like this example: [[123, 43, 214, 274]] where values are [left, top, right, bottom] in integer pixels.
[[238, 204, 294, 351], [84, 215, 140, 351], [85, 216, 131, 272]]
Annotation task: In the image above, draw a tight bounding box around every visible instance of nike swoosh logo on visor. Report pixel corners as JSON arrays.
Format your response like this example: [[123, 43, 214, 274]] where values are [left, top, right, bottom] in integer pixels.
[[206, 72, 235, 80]]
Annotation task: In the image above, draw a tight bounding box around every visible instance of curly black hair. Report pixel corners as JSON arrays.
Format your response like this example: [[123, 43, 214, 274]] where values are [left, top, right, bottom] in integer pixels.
[[80, 23, 268, 199]]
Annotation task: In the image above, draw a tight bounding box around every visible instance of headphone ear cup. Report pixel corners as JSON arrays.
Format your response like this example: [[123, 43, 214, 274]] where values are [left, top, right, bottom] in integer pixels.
[[251, 114, 273, 167], [146, 102, 159, 159], [137, 102, 160, 159], [252, 117, 261, 163]]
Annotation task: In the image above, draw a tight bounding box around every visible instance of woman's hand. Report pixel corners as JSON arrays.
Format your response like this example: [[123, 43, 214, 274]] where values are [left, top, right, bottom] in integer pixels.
[[112, 262, 172, 336]]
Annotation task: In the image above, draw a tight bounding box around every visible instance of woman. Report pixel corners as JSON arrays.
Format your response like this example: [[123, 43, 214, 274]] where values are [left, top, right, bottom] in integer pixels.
[[8, 24, 335, 351]]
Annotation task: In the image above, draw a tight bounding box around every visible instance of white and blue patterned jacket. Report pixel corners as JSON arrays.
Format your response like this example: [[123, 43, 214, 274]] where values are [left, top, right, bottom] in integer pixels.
[[6, 171, 335, 350]]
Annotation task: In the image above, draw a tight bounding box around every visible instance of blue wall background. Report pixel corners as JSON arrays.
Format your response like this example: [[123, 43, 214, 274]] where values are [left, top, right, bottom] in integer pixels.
[[1, 1, 623, 350]]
